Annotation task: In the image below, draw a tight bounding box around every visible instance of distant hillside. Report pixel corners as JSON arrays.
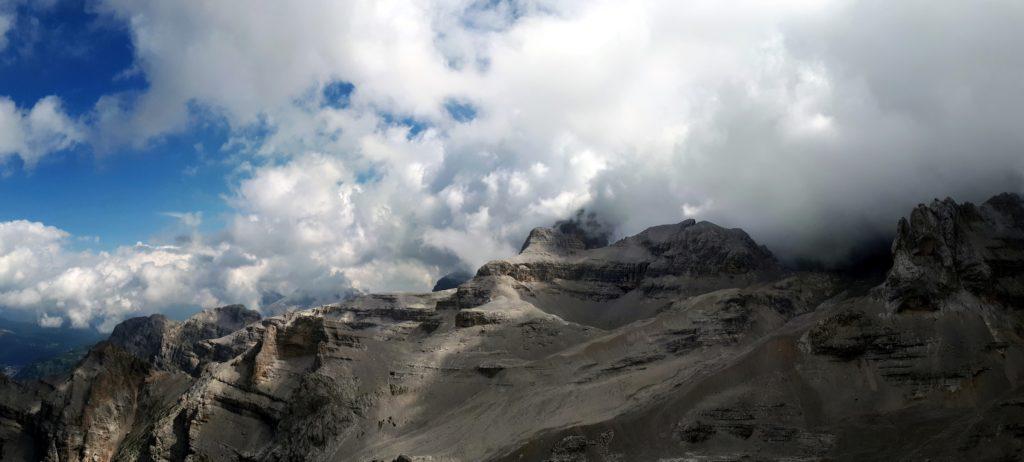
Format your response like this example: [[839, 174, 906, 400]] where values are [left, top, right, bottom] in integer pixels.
[[13, 346, 92, 381], [0, 316, 104, 378]]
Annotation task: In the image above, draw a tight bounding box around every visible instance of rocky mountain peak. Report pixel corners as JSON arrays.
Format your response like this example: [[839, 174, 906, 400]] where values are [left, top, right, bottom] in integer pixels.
[[106, 313, 172, 361], [453, 217, 781, 328], [886, 193, 1024, 311], [518, 226, 590, 257], [986, 192, 1024, 227], [186, 304, 262, 333], [107, 304, 262, 373], [630, 218, 698, 246], [622, 219, 778, 276]]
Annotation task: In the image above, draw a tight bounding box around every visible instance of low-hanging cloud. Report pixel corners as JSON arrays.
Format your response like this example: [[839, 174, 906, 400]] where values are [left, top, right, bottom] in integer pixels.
[[553, 209, 614, 250], [2, 0, 1023, 328]]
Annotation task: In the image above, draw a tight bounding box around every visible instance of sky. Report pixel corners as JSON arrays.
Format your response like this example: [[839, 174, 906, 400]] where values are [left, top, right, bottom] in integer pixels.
[[0, 0, 1022, 331]]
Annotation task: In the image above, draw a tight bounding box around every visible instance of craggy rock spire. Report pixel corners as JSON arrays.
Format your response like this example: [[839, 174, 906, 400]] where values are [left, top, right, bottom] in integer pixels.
[[108, 304, 262, 374], [886, 193, 1024, 311]]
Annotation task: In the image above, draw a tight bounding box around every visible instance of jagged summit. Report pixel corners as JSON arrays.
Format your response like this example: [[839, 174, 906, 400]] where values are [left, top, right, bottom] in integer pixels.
[[886, 192, 1024, 311], [186, 304, 261, 330], [518, 212, 613, 257], [108, 304, 261, 374], [613, 219, 778, 276], [452, 218, 780, 327], [515, 218, 776, 271], [2, 194, 1023, 461], [261, 289, 363, 316], [518, 226, 591, 257]]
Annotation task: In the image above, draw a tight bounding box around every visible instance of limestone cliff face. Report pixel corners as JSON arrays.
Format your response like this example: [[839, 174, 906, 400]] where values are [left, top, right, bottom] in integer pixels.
[[491, 219, 778, 282], [449, 219, 780, 327], [1, 194, 1023, 461], [0, 375, 40, 460], [107, 304, 262, 375], [887, 193, 1024, 311]]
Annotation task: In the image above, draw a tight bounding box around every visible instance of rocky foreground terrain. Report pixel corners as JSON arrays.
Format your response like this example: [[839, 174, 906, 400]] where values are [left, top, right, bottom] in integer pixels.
[[1, 193, 1023, 461]]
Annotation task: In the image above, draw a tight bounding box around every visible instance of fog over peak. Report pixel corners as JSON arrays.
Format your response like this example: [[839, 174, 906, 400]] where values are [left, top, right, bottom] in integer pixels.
[[551, 209, 614, 250], [1, 0, 1022, 329]]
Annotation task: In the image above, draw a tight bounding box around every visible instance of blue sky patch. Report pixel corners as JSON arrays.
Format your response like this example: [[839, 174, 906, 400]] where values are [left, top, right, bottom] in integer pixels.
[[322, 80, 355, 109], [0, 0, 142, 115], [0, 128, 234, 250], [380, 112, 431, 139], [444, 99, 477, 123]]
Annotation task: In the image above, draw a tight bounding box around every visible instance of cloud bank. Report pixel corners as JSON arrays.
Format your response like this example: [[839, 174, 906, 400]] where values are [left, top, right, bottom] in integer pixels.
[[2, 0, 1023, 329]]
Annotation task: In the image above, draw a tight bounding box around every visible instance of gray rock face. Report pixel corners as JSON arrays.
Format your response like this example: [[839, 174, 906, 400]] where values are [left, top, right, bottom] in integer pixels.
[[1, 194, 1023, 462], [107, 314, 172, 361], [886, 193, 1024, 311], [447, 219, 779, 328], [431, 270, 473, 292], [519, 226, 591, 256], [625, 219, 778, 277], [107, 305, 262, 375], [0, 375, 40, 461], [508, 219, 778, 280]]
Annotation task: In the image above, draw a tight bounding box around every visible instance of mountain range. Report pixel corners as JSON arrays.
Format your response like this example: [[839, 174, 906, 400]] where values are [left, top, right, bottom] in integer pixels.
[[1, 193, 1022, 461]]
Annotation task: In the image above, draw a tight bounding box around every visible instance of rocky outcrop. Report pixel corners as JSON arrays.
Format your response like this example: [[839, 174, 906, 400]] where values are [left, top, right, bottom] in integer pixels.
[[498, 219, 778, 282], [886, 193, 1024, 311], [1, 194, 1023, 461], [34, 342, 152, 462], [445, 219, 780, 328], [0, 375, 40, 461], [623, 219, 778, 278], [107, 314, 172, 362], [107, 305, 261, 375], [431, 270, 473, 292], [518, 226, 592, 257]]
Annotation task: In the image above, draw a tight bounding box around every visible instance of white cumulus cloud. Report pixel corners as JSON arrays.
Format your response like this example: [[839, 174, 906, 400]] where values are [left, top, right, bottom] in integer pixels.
[[3, 0, 1024, 328], [0, 96, 84, 167]]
